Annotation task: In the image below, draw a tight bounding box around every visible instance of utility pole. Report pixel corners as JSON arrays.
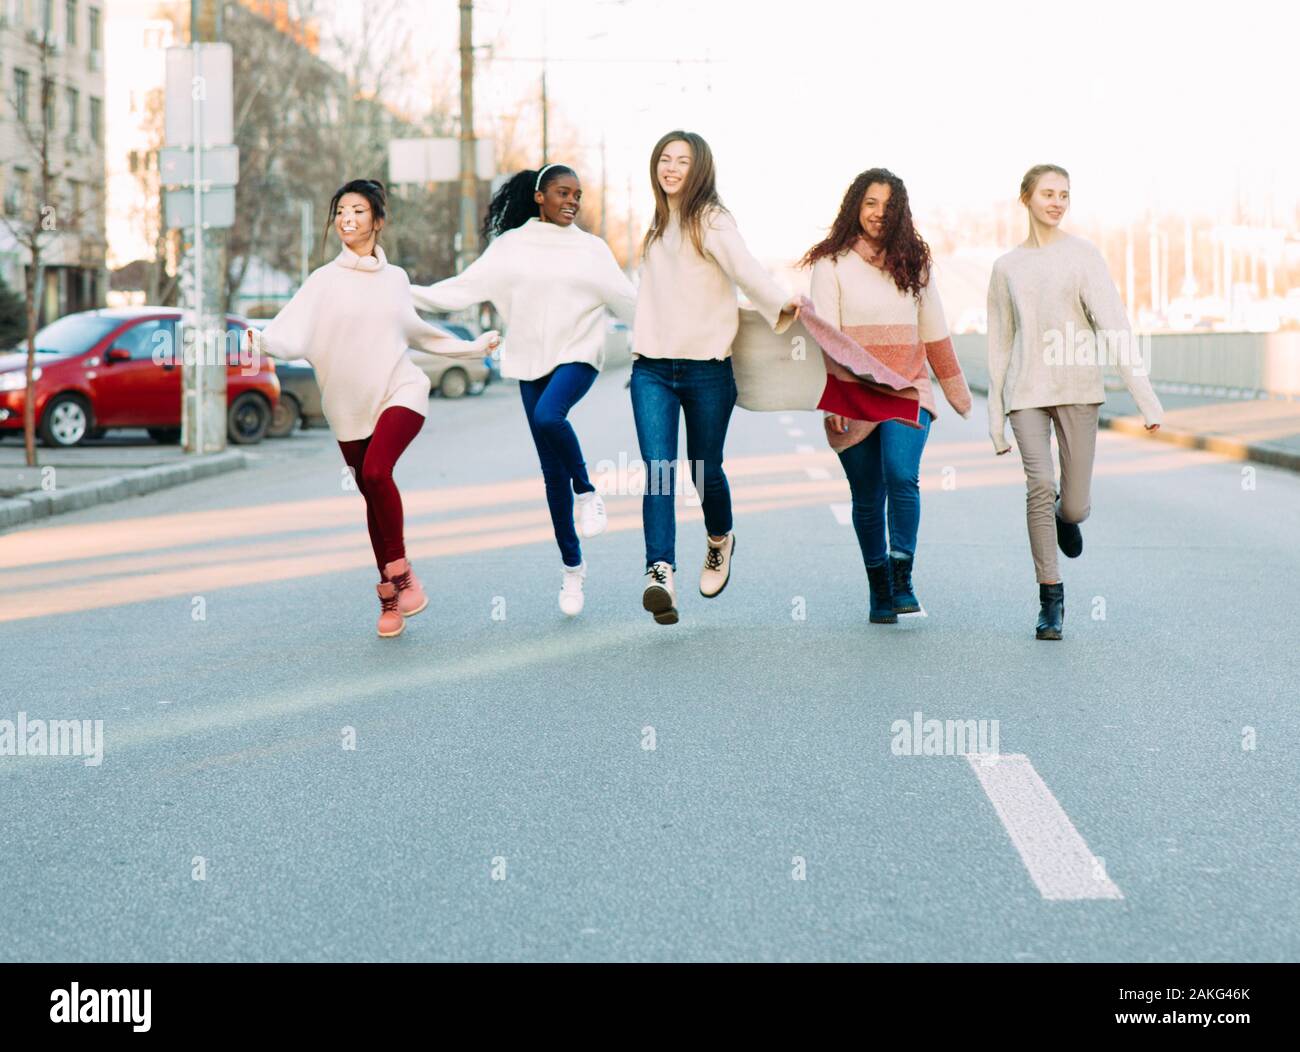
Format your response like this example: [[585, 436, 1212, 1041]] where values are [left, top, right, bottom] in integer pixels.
[[457, 0, 478, 271], [599, 132, 607, 241], [540, 5, 549, 163]]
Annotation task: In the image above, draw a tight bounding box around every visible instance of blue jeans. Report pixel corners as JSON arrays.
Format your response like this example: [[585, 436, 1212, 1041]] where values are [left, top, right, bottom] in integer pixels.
[[836, 408, 932, 567], [629, 356, 737, 569], [519, 363, 599, 567]]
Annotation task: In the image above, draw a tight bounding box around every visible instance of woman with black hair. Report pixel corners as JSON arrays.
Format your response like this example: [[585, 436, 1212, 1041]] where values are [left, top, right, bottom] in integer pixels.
[[801, 169, 971, 624], [249, 178, 499, 638], [411, 164, 636, 617]]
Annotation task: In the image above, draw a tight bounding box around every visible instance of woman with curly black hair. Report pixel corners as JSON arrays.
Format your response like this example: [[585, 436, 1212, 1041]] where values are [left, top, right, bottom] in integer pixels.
[[801, 169, 971, 624]]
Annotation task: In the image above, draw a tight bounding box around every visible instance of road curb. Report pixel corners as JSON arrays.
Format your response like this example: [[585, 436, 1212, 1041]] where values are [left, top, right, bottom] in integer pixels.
[[964, 379, 1300, 474], [0, 450, 248, 532]]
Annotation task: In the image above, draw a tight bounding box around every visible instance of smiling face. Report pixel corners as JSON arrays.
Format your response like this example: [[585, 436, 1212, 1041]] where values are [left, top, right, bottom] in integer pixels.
[[1025, 171, 1070, 227], [535, 172, 582, 225], [334, 192, 381, 251], [656, 139, 692, 199], [858, 182, 891, 243]]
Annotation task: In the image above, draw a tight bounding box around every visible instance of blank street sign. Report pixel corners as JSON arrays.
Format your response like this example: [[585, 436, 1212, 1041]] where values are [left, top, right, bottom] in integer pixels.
[[159, 145, 240, 187], [165, 187, 236, 230], [164, 44, 234, 147]]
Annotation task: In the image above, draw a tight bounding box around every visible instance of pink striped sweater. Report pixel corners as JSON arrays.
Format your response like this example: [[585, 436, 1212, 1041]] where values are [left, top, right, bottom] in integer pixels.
[[809, 240, 972, 451]]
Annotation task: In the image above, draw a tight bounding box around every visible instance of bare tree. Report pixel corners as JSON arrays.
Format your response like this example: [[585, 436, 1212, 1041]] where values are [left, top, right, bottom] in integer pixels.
[[0, 36, 104, 467]]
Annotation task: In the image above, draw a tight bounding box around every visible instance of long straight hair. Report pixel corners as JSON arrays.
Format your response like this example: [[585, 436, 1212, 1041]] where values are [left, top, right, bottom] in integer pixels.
[[641, 130, 724, 259]]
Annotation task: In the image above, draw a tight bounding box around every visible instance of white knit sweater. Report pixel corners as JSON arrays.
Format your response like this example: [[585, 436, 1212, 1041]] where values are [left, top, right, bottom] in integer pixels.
[[987, 234, 1163, 453], [634, 205, 796, 361], [250, 245, 492, 441], [410, 218, 636, 381]]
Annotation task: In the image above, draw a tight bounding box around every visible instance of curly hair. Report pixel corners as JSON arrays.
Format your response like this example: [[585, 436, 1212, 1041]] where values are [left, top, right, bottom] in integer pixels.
[[799, 168, 932, 299]]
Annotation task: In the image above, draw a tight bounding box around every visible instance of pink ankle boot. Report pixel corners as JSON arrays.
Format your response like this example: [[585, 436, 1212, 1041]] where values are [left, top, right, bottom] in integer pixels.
[[375, 581, 405, 637], [384, 558, 428, 617]]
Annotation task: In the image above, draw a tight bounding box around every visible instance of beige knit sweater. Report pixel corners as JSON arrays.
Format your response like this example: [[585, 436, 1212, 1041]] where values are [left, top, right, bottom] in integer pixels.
[[986, 234, 1163, 453], [251, 245, 493, 441], [634, 204, 795, 361]]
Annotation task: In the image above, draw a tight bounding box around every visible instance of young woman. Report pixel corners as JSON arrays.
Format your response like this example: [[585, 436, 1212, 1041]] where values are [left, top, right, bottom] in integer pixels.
[[411, 164, 636, 616], [987, 164, 1163, 640], [632, 130, 800, 625], [802, 169, 971, 625], [248, 179, 499, 638]]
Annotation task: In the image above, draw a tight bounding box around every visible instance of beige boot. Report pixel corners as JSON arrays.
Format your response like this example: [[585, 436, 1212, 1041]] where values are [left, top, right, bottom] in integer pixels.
[[375, 581, 405, 638], [699, 532, 735, 598]]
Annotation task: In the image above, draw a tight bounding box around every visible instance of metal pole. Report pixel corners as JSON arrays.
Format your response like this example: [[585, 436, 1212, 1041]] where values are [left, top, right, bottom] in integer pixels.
[[458, 0, 478, 270], [540, 6, 548, 163], [192, 11, 204, 454]]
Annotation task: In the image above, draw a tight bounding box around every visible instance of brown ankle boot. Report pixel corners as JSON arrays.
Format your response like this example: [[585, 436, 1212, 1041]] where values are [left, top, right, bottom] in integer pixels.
[[375, 581, 405, 637], [383, 558, 428, 617]]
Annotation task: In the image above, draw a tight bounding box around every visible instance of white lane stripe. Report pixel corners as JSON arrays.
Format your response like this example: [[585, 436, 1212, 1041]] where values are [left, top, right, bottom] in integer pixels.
[[829, 502, 852, 525], [805, 466, 830, 480], [967, 753, 1123, 901]]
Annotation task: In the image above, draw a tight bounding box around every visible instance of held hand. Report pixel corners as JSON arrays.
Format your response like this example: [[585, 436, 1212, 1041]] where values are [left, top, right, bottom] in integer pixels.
[[1146, 423, 1160, 432], [480, 330, 501, 352], [825, 413, 849, 435]]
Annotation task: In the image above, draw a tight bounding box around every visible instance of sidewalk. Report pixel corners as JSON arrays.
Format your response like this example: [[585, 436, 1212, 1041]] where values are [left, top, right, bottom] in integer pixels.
[[956, 355, 1300, 471], [0, 431, 247, 530]]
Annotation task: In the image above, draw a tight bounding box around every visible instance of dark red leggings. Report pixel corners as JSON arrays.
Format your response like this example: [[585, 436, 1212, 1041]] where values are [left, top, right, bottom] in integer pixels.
[[337, 406, 425, 574]]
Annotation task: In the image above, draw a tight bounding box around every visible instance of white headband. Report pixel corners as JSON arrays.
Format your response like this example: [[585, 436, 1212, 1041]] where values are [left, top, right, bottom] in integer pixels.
[[534, 163, 561, 192]]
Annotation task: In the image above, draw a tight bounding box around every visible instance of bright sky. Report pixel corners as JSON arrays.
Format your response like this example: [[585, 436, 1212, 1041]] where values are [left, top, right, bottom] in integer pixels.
[[375, 0, 1300, 261]]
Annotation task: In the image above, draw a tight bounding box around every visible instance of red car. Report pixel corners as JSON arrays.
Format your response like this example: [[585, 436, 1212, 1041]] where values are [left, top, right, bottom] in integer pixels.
[[0, 307, 280, 447]]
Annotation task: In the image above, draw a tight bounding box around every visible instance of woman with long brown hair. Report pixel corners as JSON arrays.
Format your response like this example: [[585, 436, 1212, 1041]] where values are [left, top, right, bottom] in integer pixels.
[[631, 130, 799, 625], [801, 169, 971, 625]]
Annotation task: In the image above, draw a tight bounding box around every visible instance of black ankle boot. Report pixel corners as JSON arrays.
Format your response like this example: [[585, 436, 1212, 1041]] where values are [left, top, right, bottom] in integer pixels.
[[889, 554, 921, 614], [866, 563, 897, 624], [1055, 495, 1083, 559], [1036, 582, 1064, 640]]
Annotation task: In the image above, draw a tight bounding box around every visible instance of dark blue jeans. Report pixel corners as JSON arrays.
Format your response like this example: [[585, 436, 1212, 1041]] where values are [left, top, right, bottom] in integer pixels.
[[519, 363, 599, 567], [629, 356, 737, 569], [836, 408, 932, 567]]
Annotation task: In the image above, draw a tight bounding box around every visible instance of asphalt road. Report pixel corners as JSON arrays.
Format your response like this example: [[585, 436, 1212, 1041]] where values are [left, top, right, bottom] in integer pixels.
[[1, 366, 1297, 961]]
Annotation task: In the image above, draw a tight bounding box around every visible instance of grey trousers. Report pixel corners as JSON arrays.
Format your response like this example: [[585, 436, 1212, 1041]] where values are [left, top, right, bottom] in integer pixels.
[[1008, 404, 1100, 583]]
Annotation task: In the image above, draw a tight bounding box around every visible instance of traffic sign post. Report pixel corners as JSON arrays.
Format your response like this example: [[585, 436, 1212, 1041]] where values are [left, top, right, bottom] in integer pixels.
[[164, 42, 237, 455]]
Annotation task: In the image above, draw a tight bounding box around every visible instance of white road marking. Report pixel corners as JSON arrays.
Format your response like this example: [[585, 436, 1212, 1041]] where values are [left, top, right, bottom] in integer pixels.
[[829, 502, 852, 525], [966, 753, 1123, 901], [795, 444, 815, 455], [786, 428, 805, 438], [805, 466, 830, 480]]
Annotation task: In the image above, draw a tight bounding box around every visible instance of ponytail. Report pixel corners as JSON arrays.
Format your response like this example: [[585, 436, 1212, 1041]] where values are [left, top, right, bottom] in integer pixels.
[[481, 165, 577, 242]]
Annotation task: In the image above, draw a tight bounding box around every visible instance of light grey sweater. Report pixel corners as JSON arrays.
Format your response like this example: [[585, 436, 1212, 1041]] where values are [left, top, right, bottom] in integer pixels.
[[986, 234, 1163, 453]]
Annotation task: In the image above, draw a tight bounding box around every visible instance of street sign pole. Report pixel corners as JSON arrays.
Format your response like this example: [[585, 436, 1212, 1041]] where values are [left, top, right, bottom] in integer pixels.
[[192, 36, 205, 454]]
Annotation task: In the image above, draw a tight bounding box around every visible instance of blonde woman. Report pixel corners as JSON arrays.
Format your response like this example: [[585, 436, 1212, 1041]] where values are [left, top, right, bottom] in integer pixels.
[[986, 164, 1162, 640], [632, 130, 799, 625]]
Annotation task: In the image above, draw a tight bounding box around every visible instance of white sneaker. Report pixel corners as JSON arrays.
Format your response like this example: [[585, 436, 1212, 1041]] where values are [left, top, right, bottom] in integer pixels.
[[575, 491, 607, 538], [641, 561, 678, 625], [559, 561, 586, 616]]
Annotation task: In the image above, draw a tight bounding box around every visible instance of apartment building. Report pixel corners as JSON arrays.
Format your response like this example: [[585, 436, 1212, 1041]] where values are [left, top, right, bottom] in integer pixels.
[[0, 0, 107, 323]]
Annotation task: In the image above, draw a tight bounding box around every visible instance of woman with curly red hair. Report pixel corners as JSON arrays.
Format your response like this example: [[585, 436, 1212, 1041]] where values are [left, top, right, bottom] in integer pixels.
[[801, 169, 971, 624]]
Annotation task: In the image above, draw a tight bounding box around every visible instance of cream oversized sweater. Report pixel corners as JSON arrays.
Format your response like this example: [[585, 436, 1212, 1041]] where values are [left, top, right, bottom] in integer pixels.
[[250, 245, 492, 441], [410, 218, 636, 382], [986, 234, 1163, 453], [634, 205, 796, 361]]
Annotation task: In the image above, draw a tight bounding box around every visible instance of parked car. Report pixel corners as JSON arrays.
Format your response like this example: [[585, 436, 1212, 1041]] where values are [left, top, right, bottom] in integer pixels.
[[0, 308, 280, 447], [405, 319, 490, 398], [246, 321, 327, 438]]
